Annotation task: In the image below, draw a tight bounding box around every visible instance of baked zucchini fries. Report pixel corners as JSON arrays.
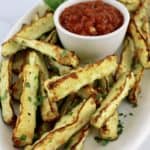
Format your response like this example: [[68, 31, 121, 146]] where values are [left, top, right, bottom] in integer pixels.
[[45, 55, 118, 102], [26, 97, 96, 150], [91, 73, 135, 128], [2, 12, 54, 56], [13, 65, 39, 147], [0, 58, 15, 124]]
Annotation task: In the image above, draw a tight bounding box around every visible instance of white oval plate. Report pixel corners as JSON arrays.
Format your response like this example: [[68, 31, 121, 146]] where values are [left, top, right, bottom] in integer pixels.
[[0, 1, 150, 150]]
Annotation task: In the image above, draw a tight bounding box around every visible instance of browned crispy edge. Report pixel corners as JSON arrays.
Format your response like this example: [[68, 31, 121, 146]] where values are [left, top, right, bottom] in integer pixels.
[[33, 97, 95, 148]]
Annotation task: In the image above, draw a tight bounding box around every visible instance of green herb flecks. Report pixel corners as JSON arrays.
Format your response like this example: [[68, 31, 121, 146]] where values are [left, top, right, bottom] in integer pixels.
[[61, 50, 68, 57], [101, 139, 110, 146], [68, 111, 73, 116], [119, 112, 129, 118], [44, 0, 67, 11], [94, 136, 101, 143], [129, 112, 133, 116], [119, 113, 124, 116], [20, 134, 27, 141], [118, 120, 124, 135], [25, 82, 30, 88], [132, 103, 138, 108], [124, 114, 127, 118], [0, 91, 7, 101], [94, 136, 109, 146], [34, 76, 38, 80], [28, 96, 32, 102]]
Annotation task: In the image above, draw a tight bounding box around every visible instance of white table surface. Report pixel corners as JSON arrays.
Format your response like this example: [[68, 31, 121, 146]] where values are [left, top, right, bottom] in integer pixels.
[[0, 0, 149, 149]]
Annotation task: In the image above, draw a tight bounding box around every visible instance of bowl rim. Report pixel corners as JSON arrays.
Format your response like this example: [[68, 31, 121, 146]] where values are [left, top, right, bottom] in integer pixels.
[[54, 0, 130, 40]]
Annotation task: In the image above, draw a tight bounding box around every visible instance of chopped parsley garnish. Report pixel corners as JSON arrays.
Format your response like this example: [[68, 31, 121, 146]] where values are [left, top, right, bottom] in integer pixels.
[[25, 82, 30, 88], [94, 136, 109, 146], [28, 96, 32, 102], [119, 113, 124, 116], [101, 139, 110, 146], [119, 113, 128, 118], [118, 120, 124, 135], [94, 136, 101, 143], [61, 50, 67, 57], [132, 104, 138, 108], [0, 91, 7, 101], [20, 134, 27, 141], [34, 76, 38, 80], [68, 111, 73, 116], [129, 112, 133, 116], [124, 114, 127, 118]]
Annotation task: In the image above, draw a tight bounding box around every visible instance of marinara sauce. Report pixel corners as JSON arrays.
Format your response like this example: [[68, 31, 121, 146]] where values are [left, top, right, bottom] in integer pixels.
[[60, 1, 124, 36]]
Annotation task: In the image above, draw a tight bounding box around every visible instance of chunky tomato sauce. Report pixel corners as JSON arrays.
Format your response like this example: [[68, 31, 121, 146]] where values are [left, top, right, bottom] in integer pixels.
[[60, 1, 124, 36]]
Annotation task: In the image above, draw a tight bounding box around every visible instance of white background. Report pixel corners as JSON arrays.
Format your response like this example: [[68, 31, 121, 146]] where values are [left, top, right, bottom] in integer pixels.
[[0, 0, 149, 149]]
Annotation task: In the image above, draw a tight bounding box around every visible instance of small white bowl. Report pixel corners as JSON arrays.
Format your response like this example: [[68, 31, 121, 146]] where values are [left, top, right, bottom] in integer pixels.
[[54, 0, 130, 62]]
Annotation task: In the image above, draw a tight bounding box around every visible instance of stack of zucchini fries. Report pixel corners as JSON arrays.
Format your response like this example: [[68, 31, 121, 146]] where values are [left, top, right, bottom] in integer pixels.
[[0, 0, 149, 149]]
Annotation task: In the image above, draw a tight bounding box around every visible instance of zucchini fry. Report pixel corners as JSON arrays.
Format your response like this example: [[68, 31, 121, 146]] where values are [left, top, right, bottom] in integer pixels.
[[96, 75, 119, 140], [12, 72, 23, 101], [28, 51, 59, 122], [115, 35, 144, 104], [2, 13, 54, 56], [119, 0, 141, 12], [45, 55, 118, 102], [133, 0, 150, 48], [6, 36, 79, 67], [0, 58, 15, 124], [116, 36, 135, 79], [26, 97, 96, 150], [91, 73, 135, 128], [64, 125, 89, 150], [128, 64, 144, 105], [99, 111, 119, 140], [129, 22, 150, 68], [12, 65, 39, 147]]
